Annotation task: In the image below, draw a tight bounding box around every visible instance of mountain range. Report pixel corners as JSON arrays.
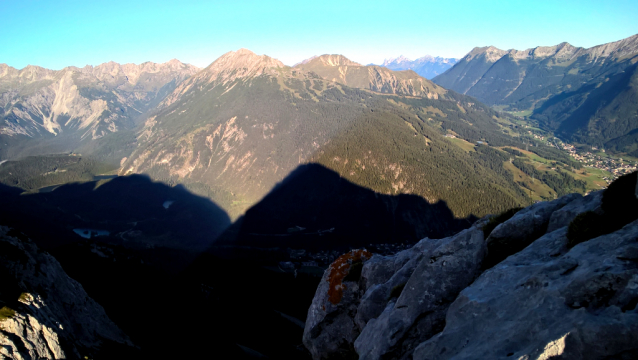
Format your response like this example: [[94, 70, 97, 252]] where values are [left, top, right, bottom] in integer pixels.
[[0, 60, 199, 159], [3, 38, 627, 226], [433, 34, 638, 155], [377, 55, 459, 79], [118, 49, 530, 221], [1, 35, 637, 360]]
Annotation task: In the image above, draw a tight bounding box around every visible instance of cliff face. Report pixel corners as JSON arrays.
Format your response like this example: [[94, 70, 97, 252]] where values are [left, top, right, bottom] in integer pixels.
[[304, 172, 638, 360], [0, 226, 134, 359], [0, 60, 199, 142]]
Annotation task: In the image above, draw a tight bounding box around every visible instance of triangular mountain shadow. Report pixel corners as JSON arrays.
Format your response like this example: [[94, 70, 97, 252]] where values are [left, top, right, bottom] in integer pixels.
[[0, 166, 477, 360], [0, 174, 230, 254], [213, 163, 477, 253], [168, 163, 477, 359], [0, 176, 236, 359]]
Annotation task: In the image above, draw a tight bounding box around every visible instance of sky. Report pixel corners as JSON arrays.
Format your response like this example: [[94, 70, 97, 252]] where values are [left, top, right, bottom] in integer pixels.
[[1, 0, 637, 70]]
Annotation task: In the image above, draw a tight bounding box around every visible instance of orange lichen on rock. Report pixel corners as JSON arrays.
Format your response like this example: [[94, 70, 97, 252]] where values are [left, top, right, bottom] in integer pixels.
[[326, 249, 372, 305]]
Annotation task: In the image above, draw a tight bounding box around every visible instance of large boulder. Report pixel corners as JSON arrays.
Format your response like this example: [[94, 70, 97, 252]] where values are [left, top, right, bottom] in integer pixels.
[[485, 193, 580, 267], [412, 220, 638, 359], [303, 249, 373, 360], [355, 237, 443, 331], [547, 190, 603, 232], [303, 181, 638, 360], [354, 225, 486, 359], [0, 227, 134, 359]]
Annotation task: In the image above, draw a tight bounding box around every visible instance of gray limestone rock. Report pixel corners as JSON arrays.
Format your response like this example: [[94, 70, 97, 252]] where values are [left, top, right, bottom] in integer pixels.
[[547, 190, 603, 232], [412, 221, 638, 360], [485, 193, 580, 266], [0, 227, 133, 359], [303, 250, 373, 360], [355, 238, 440, 331], [303, 190, 638, 360], [354, 225, 486, 360]]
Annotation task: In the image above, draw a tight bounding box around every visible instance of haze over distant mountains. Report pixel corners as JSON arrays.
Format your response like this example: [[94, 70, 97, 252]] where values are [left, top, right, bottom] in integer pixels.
[[376, 55, 459, 79], [433, 34, 638, 155]]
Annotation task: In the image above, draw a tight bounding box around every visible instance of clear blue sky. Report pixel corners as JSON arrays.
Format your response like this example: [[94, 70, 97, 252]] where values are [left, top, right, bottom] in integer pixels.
[[1, 0, 637, 69]]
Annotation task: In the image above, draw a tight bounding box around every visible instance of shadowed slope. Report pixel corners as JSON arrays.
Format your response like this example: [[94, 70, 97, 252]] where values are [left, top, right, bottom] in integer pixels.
[[215, 163, 475, 251], [0, 174, 230, 253]]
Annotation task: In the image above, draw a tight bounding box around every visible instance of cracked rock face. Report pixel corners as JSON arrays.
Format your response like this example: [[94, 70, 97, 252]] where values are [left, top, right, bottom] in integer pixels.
[[0, 226, 133, 359], [546, 190, 603, 233], [303, 249, 373, 360], [303, 183, 638, 360], [485, 193, 579, 267], [413, 220, 638, 360], [355, 225, 486, 360]]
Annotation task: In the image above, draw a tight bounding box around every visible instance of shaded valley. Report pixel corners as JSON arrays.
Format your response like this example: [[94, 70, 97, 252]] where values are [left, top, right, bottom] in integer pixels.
[[0, 163, 475, 358]]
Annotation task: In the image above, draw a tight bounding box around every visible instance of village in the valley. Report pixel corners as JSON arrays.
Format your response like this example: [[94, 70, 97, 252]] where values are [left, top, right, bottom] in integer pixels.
[[525, 130, 637, 184], [561, 143, 636, 178]]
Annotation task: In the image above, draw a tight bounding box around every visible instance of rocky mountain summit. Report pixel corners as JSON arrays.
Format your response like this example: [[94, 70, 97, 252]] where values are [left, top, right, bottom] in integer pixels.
[[158, 49, 284, 109], [304, 171, 638, 359], [379, 55, 459, 79], [435, 34, 638, 96], [0, 226, 134, 359], [295, 54, 446, 98]]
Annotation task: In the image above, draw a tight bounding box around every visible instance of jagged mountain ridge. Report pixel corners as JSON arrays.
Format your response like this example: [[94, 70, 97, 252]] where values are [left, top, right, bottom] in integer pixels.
[[158, 49, 284, 110], [378, 55, 459, 79], [435, 34, 638, 96], [0, 59, 199, 159], [294, 54, 446, 98], [121, 48, 529, 221], [433, 34, 638, 153]]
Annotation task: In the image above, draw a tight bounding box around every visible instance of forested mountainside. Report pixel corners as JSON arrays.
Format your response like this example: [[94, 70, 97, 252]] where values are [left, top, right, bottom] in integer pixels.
[[0, 60, 199, 159], [119, 49, 536, 221], [0, 48, 600, 234], [433, 34, 638, 154], [378, 55, 458, 79]]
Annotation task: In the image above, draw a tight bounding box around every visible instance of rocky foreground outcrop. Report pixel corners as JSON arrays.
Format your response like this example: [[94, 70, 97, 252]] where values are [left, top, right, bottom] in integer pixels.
[[304, 172, 638, 359], [0, 226, 134, 359]]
